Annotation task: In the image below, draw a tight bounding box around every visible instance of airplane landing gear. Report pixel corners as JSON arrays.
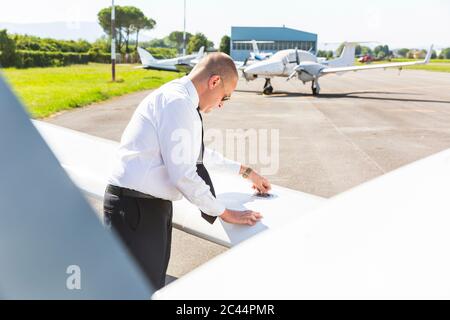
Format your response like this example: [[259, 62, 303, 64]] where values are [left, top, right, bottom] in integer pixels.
[[311, 80, 320, 96], [263, 78, 273, 95]]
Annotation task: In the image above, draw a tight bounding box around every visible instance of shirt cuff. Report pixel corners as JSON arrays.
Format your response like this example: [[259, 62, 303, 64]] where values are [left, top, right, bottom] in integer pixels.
[[205, 198, 226, 217]]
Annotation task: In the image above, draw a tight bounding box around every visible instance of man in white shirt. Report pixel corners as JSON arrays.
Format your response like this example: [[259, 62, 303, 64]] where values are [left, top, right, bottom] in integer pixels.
[[104, 53, 271, 289]]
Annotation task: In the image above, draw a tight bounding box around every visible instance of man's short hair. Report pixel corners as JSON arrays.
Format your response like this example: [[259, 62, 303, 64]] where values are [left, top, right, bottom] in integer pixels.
[[192, 52, 238, 85]]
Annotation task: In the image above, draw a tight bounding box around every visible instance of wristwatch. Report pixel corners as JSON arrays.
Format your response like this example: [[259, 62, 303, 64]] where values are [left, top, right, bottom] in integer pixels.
[[242, 167, 253, 179]]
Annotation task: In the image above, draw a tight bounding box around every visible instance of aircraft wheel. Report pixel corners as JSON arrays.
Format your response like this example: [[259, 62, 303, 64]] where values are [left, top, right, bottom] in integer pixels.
[[311, 81, 320, 96], [263, 86, 274, 95]]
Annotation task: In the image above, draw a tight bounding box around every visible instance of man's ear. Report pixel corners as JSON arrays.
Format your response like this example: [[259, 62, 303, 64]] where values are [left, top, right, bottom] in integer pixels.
[[208, 75, 221, 89]]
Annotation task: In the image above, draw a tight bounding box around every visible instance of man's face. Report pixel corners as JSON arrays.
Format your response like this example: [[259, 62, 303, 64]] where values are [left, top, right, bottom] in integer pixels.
[[200, 75, 238, 113]]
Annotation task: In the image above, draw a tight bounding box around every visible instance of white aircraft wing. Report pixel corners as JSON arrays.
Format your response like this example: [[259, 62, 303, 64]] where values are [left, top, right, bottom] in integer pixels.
[[154, 148, 450, 299], [34, 121, 325, 248], [0, 76, 153, 299], [321, 45, 433, 75]]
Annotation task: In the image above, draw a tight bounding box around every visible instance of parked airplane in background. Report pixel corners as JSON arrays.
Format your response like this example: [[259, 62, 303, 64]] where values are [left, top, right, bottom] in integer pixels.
[[234, 40, 274, 63], [242, 43, 433, 95], [358, 54, 375, 63], [137, 46, 205, 73]]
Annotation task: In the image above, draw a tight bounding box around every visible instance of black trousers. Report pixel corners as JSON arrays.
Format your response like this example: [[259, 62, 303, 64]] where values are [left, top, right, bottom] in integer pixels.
[[103, 186, 173, 290]]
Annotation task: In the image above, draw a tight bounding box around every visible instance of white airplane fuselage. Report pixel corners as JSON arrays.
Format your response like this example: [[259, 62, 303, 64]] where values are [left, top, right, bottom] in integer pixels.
[[243, 49, 319, 81]]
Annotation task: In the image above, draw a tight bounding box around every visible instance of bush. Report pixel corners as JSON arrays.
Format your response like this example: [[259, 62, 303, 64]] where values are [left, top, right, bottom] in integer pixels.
[[440, 48, 450, 59], [15, 50, 91, 68], [88, 48, 111, 63], [14, 34, 92, 53], [0, 29, 17, 67]]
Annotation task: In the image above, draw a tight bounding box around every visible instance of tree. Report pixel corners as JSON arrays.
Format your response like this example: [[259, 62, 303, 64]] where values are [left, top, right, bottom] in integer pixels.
[[98, 6, 156, 53], [120, 6, 146, 53], [187, 33, 213, 54], [377, 51, 386, 60], [219, 35, 231, 55], [169, 31, 193, 52], [440, 48, 450, 59], [374, 45, 391, 60], [431, 50, 437, 59], [336, 43, 345, 57], [92, 36, 110, 53], [0, 29, 16, 67], [397, 48, 410, 58], [318, 50, 334, 59], [98, 6, 126, 51], [134, 16, 156, 50], [360, 46, 373, 56]]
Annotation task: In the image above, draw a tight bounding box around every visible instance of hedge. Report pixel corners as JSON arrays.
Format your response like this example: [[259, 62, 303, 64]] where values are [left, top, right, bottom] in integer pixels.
[[13, 50, 111, 68]]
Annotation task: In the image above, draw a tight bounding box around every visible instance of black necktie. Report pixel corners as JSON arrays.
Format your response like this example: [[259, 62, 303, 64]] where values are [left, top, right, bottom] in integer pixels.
[[196, 107, 218, 225]]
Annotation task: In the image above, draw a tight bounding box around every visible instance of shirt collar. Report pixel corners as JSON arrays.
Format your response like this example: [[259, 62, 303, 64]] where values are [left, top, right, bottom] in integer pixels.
[[178, 76, 200, 109]]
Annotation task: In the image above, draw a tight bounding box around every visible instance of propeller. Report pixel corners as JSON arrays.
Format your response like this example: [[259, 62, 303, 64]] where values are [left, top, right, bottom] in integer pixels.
[[287, 48, 301, 81], [287, 65, 302, 81]]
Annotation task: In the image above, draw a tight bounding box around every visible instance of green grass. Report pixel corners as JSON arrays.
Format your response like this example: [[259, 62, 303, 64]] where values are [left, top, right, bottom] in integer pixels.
[[2, 63, 181, 118], [355, 59, 450, 73]]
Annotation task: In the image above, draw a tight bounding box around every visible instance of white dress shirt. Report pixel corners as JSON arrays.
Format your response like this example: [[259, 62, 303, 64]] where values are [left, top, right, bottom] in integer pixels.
[[108, 76, 241, 216]]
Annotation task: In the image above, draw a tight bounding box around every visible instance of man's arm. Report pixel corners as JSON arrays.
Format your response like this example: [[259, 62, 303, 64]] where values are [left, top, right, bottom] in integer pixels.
[[157, 99, 262, 225], [239, 165, 272, 194], [204, 148, 272, 194]]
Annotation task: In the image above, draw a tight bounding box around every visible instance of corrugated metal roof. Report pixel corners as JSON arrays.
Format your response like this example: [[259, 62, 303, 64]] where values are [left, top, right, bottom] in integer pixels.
[[231, 26, 317, 41]]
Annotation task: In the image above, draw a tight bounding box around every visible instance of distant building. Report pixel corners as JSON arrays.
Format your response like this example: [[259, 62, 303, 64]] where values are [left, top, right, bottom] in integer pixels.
[[230, 26, 318, 61]]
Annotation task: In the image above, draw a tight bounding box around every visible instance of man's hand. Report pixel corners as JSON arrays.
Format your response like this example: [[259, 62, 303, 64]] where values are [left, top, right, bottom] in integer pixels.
[[220, 209, 262, 226], [248, 170, 272, 194]]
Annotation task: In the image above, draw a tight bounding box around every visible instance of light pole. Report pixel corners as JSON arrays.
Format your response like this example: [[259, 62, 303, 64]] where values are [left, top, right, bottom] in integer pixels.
[[183, 0, 186, 55], [111, 0, 116, 82]]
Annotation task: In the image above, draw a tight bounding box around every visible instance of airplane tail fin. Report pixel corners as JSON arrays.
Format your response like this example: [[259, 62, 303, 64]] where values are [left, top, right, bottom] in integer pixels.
[[137, 47, 156, 66], [196, 46, 205, 60], [251, 40, 260, 55], [424, 45, 434, 64], [327, 42, 357, 68]]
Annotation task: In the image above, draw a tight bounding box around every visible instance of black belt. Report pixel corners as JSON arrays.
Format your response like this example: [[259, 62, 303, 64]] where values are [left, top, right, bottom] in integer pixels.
[[106, 184, 157, 200]]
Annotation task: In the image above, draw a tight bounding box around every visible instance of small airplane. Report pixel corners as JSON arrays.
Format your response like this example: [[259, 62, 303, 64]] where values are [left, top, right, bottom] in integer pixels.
[[136, 46, 205, 73], [242, 42, 434, 95], [358, 54, 375, 63], [233, 40, 275, 63]]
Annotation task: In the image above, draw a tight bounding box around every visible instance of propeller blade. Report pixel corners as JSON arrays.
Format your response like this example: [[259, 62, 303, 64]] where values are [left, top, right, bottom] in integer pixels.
[[287, 70, 297, 81], [295, 47, 300, 65]]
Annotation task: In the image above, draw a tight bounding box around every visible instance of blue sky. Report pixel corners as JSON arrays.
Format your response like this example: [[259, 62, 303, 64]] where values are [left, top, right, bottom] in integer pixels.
[[1, 0, 449, 48]]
